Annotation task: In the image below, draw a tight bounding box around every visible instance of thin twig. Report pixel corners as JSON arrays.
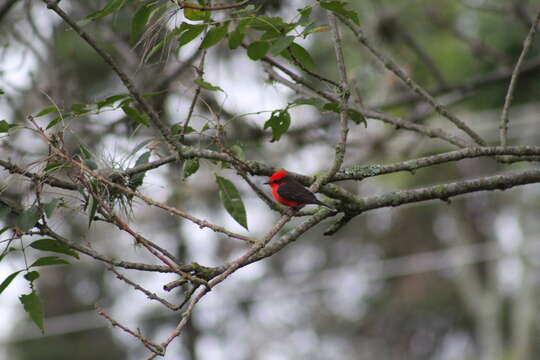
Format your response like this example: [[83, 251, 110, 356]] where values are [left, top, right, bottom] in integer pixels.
[[312, 12, 350, 191], [339, 15, 487, 146], [41, 0, 182, 155], [500, 7, 540, 146], [182, 51, 207, 142], [108, 266, 182, 310], [97, 306, 164, 355], [160, 209, 298, 350], [30, 117, 256, 244]]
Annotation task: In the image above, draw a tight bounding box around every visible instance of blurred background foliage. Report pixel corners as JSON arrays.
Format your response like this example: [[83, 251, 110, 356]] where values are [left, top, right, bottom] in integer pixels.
[[1, 0, 540, 359]]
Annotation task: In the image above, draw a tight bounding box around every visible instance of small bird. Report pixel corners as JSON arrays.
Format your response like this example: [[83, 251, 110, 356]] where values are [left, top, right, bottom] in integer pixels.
[[265, 170, 335, 210]]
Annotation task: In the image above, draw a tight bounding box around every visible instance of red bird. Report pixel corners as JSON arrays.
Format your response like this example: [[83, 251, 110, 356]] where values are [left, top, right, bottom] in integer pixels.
[[265, 170, 334, 210]]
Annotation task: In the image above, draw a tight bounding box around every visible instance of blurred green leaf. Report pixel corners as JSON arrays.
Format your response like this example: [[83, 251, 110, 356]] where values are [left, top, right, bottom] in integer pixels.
[[270, 35, 295, 56], [30, 256, 70, 267], [46, 114, 70, 130], [264, 110, 291, 141], [122, 105, 151, 127], [201, 24, 228, 49], [247, 41, 270, 60], [30, 239, 79, 259], [291, 97, 325, 108], [302, 24, 330, 37], [230, 144, 245, 160], [178, 23, 206, 46], [131, 1, 162, 42], [0, 271, 22, 295], [298, 6, 313, 26], [183, 158, 200, 179], [87, 196, 98, 228], [79, 0, 127, 26], [97, 94, 130, 109], [19, 291, 45, 333], [0, 120, 16, 133], [43, 199, 60, 218], [319, 1, 360, 25], [24, 271, 40, 282], [17, 206, 41, 232], [35, 106, 59, 118], [194, 79, 224, 92], [348, 109, 367, 127], [183, 2, 210, 21], [288, 42, 316, 72], [228, 30, 244, 49], [129, 151, 151, 189], [216, 175, 248, 230]]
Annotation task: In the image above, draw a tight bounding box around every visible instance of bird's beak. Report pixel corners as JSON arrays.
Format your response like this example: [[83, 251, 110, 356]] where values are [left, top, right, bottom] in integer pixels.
[[264, 181, 270, 185]]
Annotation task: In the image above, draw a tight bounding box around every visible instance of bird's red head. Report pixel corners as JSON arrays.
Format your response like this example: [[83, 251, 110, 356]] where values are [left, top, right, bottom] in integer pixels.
[[267, 170, 288, 185]]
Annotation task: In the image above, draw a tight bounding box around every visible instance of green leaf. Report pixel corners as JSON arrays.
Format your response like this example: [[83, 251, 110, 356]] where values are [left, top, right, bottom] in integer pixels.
[[291, 97, 325, 108], [215, 175, 248, 230], [183, 2, 210, 21], [128, 139, 153, 158], [250, 16, 289, 33], [30, 256, 70, 267], [78, 144, 99, 170], [230, 144, 245, 160], [79, 0, 127, 26], [20, 291, 45, 333], [264, 110, 291, 141], [71, 103, 92, 115], [0, 225, 10, 236], [319, 1, 360, 25], [122, 105, 151, 127], [30, 239, 79, 259], [178, 24, 206, 46], [200, 24, 228, 49], [298, 6, 313, 26], [131, 1, 161, 42], [322, 102, 340, 112], [0, 120, 16, 133], [0, 271, 22, 295], [183, 158, 200, 179], [87, 196, 98, 228], [43, 162, 68, 173], [35, 106, 58, 118], [97, 94, 130, 109], [17, 206, 41, 232], [43, 199, 60, 218], [288, 42, 316, 72], [348, 109, 367, 127], [302, 24, 330, 37], [46, 115, 68, 130], [24, 271, 40, 281], [247, 41, 270, 60], [194, 78, 223, 92], [129, 151, 151, 189], [228, 30, 244, 49], [0, 205, 11, 219], [269, 35, 295, 56]]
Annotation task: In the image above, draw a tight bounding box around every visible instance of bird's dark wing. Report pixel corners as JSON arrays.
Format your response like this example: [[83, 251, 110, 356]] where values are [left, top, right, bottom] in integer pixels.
[[277, 178, 322, 205]]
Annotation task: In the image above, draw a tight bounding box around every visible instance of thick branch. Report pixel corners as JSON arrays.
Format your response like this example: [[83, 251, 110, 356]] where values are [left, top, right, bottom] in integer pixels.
[[335, 145, 540, 181]]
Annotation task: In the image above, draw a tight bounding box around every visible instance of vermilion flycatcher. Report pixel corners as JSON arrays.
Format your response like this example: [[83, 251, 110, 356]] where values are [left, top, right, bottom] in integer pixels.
[[265, 170, 334, 210]]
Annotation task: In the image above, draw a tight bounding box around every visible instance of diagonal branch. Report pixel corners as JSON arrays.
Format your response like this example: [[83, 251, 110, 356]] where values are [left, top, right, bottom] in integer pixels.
[[41, 0, 182, 155], [339, 15, 487, 146], [500, 6, 540, 146]]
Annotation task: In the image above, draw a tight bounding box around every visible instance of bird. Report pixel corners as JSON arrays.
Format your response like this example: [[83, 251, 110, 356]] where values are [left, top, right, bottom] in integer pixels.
[[265, 170, 335, 210]]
